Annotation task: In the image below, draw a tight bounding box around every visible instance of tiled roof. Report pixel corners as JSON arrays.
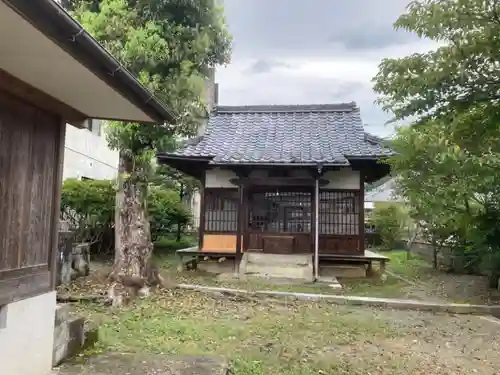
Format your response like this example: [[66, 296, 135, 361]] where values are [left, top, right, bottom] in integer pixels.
[[173, 103, 393, 165], [365, 178, 403, 202]]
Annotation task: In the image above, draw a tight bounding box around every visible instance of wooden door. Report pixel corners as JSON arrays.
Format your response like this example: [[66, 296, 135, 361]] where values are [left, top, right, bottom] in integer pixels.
[[246, 187, 312, 253]]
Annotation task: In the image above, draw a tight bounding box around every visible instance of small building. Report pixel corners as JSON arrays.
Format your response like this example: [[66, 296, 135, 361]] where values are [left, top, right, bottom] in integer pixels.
[[365, 178, 403, 208], [0, 1, 174, 375], [157, 103, 393, 278], [63, 119, 119, 181]]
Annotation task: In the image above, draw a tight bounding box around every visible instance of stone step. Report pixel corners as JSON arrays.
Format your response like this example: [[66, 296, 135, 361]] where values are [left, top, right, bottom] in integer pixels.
[[240, 253, 313, 282], [319, 264, 366, 278], [245, 252, 313, 266]]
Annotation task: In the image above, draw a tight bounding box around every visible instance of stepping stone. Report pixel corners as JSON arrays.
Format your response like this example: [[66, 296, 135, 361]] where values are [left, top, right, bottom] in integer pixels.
[[54, 353, 229, 375]]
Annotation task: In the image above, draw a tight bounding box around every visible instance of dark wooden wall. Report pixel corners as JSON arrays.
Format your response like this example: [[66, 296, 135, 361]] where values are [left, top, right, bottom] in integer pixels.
[[0, 89, 64, 305]]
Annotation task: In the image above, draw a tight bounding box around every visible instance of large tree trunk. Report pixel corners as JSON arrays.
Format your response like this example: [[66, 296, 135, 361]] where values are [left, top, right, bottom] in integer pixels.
[[111, 153, 153, 279]]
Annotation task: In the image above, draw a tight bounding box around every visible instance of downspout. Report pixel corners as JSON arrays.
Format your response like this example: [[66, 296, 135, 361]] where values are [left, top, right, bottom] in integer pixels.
[[314, 164, 323, 281]]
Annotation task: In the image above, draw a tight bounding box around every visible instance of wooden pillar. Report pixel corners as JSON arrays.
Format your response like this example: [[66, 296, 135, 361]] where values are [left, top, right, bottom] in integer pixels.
[[314, 176, 320, 280], [359, 170, 365, 254], [235, 183, 244, 254], [313, 164, 322, 280], [310, 184, 316, 254], [198, 172, 206, 252]]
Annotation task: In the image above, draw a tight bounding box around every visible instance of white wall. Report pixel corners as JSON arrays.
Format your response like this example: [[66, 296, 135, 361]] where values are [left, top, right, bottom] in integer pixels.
[[204, 167, 360, 189], [188, 191, 201, 229], [322, 168, 360, 189], [0, 292, 56, 375], [205, 168, 237, 188], [63, 120, 119, 181]]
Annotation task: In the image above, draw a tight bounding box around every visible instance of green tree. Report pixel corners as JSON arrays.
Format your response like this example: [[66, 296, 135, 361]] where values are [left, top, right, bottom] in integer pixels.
[[67, 0, 231, 282], [373, 0, 500, 276], [371, 204, 406, 249], [373, 0, 500, 126], [150, 163, 200, 241]]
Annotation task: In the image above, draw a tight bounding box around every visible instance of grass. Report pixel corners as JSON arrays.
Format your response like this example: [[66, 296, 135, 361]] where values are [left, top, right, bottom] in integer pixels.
[[61, 248, 498, 374], [73, 290, 402, 375], [384, 250, 433, 281], [340, 277, 416, 299], [153, 250, 427, 299], [155, 251, 340, 295]]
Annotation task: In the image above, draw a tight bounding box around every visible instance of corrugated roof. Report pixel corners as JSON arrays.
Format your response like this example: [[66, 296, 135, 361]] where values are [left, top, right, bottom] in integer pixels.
[[172, 103, 393, 165]]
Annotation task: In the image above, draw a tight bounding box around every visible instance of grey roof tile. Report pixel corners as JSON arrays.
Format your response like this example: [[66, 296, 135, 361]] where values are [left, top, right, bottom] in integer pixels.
[[173, 103, 393, 164]]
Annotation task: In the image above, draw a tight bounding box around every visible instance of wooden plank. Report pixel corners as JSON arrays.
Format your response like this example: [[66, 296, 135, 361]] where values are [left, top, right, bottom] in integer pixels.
[[0, 105, 13, 270], [18, 107, 36, 269], [39, 111, 58, 267], [0, 69, 87, 125], [230, 177, 329, 187], [319, 234, 361, 255], [27, 114, 46, 267], [48, 119, 66, 289], [0, 91, 58, 285], [0, 265, 48, 280], [0, 90, 37, 271], [202, 234, 240, 252], [0, 270, 51, 306]]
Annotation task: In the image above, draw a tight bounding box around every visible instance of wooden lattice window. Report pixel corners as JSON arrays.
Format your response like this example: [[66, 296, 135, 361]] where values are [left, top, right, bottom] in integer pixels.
[[204, 189, 238, 232], [249, 190, 311, 233], [319, 190, 360, 235]]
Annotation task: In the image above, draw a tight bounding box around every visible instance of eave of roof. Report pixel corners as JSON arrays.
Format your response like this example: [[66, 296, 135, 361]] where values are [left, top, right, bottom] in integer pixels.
[[2, 0, 176, 124]]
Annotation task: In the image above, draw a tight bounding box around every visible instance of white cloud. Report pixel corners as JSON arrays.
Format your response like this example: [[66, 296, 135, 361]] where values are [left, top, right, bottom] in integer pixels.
[[216, 38, 441, 137]]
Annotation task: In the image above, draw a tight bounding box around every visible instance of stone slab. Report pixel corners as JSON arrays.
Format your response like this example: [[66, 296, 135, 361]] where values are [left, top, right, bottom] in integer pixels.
[[240, 253, 314, 282], [54, 353, 229, 375], [53, 316, 85, 366], [55, 304, 73, 326], [320, 264, 367, 278], [177, 283, 500, 317]]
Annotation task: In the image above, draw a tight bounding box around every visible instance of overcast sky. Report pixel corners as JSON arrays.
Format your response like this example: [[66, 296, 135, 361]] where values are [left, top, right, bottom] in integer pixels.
[[216, 0, 438, 137]]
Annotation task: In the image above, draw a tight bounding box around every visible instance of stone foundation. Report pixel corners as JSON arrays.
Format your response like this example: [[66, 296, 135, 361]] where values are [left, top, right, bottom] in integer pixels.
[[53, 304, 98, 367], [0, 292, 56, 375]]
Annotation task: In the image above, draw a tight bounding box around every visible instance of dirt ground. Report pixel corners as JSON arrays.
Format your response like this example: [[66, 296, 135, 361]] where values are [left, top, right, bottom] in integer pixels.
[[58, 286, 500, 375], [55, 253, 500, 375]]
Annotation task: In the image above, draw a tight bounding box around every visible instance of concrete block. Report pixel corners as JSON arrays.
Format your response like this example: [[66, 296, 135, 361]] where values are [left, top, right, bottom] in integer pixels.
[[54, 304, 72, 326], [240, 253, 314, 282], [320, 264, 367, 278], [53, 317, 85, 366], [197, 260, 235, 274]]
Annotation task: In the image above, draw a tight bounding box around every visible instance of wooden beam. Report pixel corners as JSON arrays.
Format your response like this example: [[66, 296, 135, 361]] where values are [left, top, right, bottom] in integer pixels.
[[229, 177, 329, 187], [0, 270, 51, 306], [0, 68, 88, 126]]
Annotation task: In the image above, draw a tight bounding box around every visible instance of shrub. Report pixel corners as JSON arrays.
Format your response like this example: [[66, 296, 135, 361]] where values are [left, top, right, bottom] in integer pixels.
[[60, 179, 192, 255], [148, 186, 191, 242], [371, 204, 406, 249], [60, 178, 115, 251], [154, 235, 196, 253]]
